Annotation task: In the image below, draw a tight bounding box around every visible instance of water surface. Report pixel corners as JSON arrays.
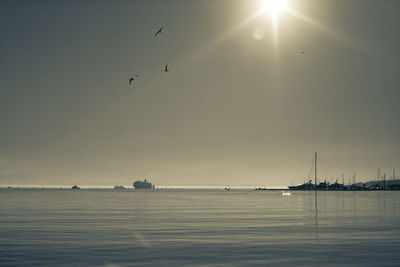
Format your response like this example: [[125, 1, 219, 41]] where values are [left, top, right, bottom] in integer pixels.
[[1, 189, 399, 266]]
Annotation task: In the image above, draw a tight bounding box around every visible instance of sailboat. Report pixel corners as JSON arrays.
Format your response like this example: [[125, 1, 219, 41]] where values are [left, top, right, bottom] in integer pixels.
[[289, 152, 318, 190]]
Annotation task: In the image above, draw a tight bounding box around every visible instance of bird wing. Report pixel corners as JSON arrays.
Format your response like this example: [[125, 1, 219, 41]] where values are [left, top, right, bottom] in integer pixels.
[[155, 27, 163, 36]]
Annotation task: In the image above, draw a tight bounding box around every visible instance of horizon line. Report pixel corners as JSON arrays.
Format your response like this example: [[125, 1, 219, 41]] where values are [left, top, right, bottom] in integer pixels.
[[0, 184, 289, 190]]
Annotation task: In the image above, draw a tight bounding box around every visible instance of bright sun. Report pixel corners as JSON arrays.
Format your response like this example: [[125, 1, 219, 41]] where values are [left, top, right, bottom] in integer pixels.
[[262, 0, 287, 16]]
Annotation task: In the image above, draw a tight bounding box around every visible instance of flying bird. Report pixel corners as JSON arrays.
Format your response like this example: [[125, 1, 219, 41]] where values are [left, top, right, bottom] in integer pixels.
[[300, 51, 306, 54], [164, 64, 169, 72], [129, 74, 140, 85], [154, 27, 164, 37]]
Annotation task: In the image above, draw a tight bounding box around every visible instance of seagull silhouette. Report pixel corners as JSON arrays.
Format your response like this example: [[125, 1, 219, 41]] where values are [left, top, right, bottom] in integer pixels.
[[129, 74, 140, 85], [154, 27, 164, 37], [164, 64, 169, 72]]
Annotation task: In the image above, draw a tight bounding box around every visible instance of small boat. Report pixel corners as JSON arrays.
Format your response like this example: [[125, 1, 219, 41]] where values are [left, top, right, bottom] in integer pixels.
[[72, 185, 80, 190], [255, 187, 269, 191], [114, 185, 126, 190], [289, 153, 318, 191]]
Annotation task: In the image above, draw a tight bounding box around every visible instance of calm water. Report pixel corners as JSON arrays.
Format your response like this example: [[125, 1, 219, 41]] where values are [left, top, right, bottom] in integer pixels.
[[1, 189, 399, 266]]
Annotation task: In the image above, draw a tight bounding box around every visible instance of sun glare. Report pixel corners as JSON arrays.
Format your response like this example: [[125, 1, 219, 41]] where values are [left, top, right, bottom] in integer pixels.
[[262, 0, 287, 16]]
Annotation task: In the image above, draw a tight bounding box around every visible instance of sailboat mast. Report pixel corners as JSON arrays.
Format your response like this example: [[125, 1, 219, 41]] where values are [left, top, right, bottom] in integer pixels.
[[315, 152, 317, 188], [393, 168, 396, 181]]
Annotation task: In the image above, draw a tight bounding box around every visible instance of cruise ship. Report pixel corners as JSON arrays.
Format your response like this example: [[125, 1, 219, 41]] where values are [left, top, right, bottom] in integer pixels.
[[133, 179, 154, 189]]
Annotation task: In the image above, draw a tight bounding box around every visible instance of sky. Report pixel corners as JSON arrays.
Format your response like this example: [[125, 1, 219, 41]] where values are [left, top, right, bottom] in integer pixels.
[[1, 0, 399, 187]]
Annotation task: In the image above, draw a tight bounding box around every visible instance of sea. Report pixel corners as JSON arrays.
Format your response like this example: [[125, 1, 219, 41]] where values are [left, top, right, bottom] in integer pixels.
[[1, 188, 399, 266]]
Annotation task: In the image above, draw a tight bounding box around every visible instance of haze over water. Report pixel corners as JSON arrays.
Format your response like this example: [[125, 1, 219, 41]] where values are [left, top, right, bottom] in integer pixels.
[[1, 0, 400, 187], [1, 189, 399, 266]]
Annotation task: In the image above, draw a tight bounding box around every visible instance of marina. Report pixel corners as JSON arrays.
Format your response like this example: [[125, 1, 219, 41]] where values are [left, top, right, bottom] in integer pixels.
[[289, 153, 400, 191]]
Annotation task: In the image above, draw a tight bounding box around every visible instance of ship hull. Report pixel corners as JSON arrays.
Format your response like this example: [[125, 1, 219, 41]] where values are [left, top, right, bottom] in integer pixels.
[[133, 180, 153, 189]]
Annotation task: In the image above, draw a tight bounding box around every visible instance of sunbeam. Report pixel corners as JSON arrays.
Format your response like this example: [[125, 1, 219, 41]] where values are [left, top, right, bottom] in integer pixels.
[[191, 0, 368, 64], [285, 7, 366, 53], [190, 12, 261, 63]]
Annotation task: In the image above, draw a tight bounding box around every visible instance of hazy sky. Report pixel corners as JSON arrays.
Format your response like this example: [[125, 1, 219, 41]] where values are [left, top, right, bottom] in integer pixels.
[[1, 0, 399, 187]]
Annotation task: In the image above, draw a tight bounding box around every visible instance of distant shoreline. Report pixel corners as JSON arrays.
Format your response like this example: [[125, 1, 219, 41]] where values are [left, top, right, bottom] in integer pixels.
[[0, 186, 288, 190], [2, 186, 400, 191]]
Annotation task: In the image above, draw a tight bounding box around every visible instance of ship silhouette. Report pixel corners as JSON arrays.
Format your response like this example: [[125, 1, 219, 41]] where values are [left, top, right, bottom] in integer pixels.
[[133, 179, 154, 189]]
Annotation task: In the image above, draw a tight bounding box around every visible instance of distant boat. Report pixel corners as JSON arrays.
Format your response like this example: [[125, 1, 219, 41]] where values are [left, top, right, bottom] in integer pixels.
[[133, 179, 154, 189], [114, 185, 126, 190], [72, 185, 80, 190], [288, 180, 315, 190], [289, 152, 318, 190]]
